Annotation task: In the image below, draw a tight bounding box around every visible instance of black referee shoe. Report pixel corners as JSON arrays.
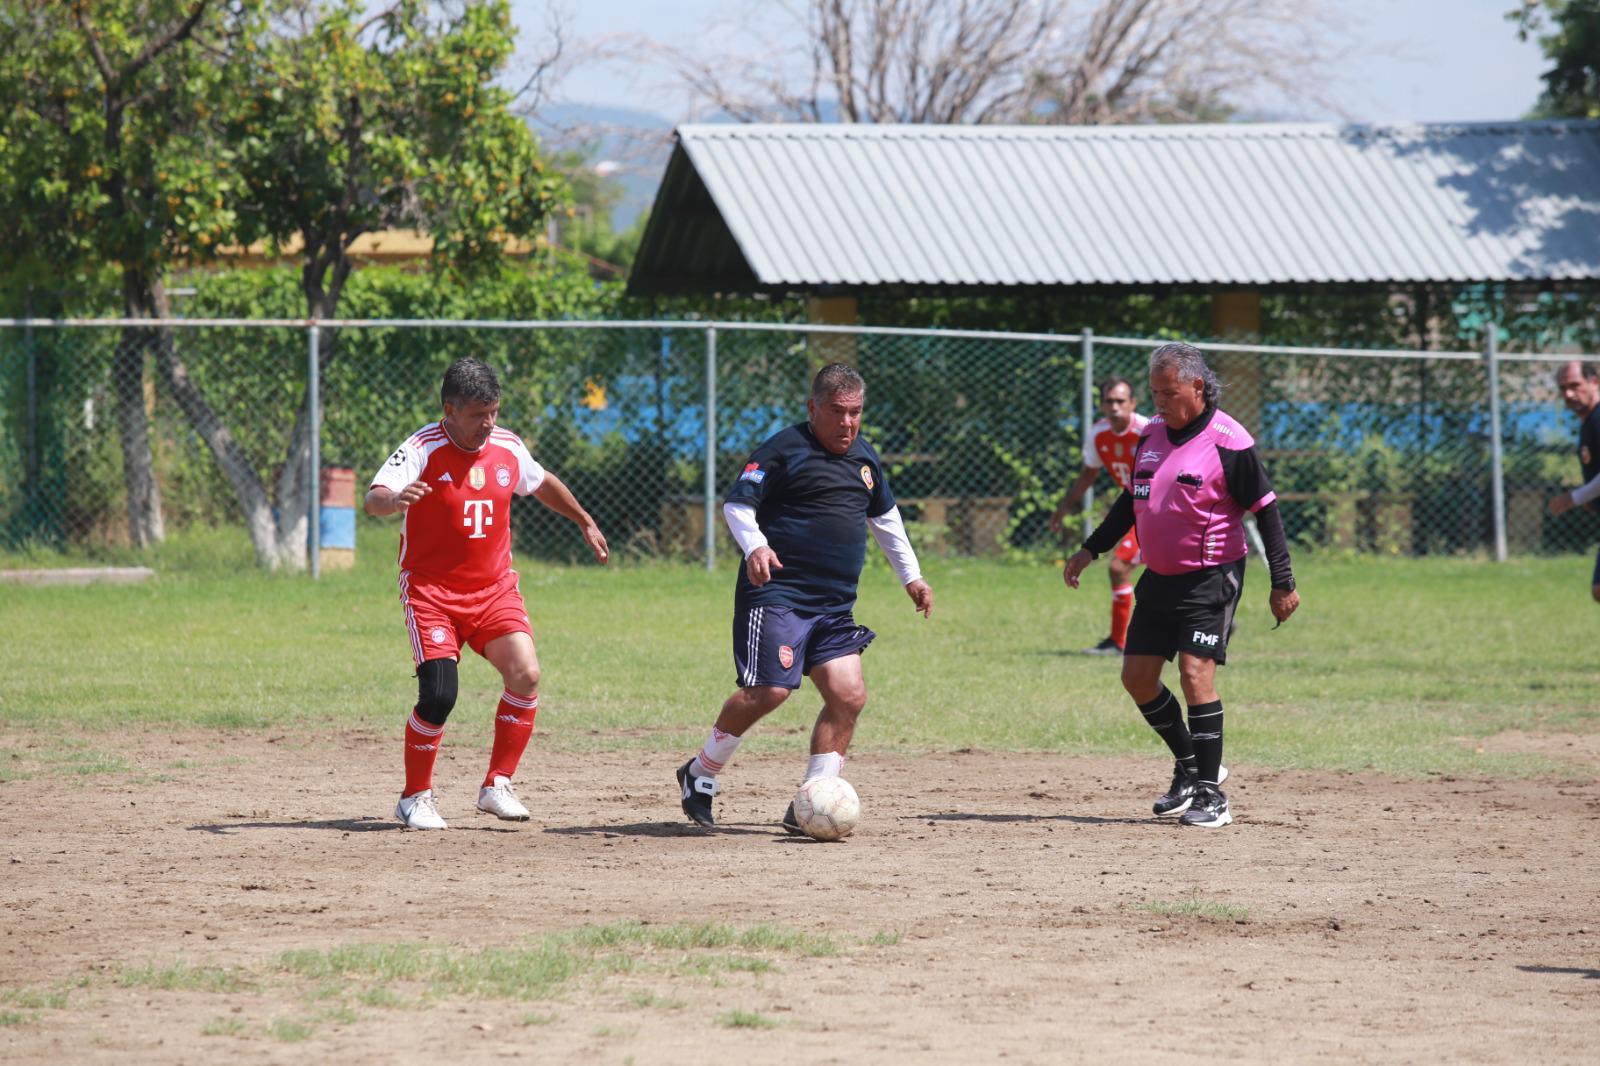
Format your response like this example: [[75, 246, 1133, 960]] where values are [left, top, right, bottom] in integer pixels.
[[1179, 784, 1232, 828], [1153, 762, 1229, 816], [1082, 636, 1124, 656], [676, 760, 718, 827]]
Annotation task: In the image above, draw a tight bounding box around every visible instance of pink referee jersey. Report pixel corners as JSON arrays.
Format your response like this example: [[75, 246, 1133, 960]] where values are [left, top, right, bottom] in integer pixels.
[[1131, 409, 1275, 576], [370, 423, 545, 590]]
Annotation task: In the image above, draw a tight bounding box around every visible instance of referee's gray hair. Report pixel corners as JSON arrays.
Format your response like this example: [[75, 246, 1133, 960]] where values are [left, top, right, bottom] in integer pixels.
[[811, 362, 865, 402], [1149, 342, 1222, 408]]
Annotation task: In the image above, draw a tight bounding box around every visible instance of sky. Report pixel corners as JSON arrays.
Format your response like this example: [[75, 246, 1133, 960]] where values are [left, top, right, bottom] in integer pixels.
[[510, 0, 1553, 125]]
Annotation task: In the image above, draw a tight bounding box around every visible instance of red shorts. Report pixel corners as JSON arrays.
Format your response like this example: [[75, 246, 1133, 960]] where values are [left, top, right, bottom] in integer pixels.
[[400, 570, 532, 664], [1113, 527, 1142, 565]]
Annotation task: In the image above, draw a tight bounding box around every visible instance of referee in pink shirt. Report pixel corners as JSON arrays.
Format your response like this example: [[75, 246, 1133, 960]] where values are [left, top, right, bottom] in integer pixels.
[[1064, 342, 1300, 828]]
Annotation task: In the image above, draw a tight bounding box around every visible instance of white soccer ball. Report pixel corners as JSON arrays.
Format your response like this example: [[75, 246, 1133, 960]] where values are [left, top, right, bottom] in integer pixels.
[[792, 776, 861, 841]]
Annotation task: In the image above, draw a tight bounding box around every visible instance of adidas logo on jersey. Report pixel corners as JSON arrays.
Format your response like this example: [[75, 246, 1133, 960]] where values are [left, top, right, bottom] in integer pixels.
[[437, 472, 453, 481]]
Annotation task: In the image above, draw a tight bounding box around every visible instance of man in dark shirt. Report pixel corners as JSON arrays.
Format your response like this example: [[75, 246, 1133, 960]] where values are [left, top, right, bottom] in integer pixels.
[[1546, 360, 1600, 604], [676, 364, 935, 830]]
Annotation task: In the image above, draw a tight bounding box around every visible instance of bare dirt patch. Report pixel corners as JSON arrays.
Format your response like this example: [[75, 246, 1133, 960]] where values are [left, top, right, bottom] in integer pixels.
[[2, 734, 1597, 1064]]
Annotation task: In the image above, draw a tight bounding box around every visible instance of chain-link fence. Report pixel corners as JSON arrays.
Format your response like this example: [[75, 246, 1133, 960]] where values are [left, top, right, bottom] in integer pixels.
[[1, 319, 1596, 570]]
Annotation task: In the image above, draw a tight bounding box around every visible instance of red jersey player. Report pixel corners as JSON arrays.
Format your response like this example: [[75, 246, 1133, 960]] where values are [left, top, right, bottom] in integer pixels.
[[365, 357, 609, 830], [1049, 378, 1149, 655]]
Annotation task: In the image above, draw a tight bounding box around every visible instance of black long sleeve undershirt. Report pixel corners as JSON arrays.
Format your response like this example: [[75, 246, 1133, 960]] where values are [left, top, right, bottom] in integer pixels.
[[1252, 501, 1295, 591], [1081, 495, 1296, 591], [1083, 492, 1135, 557]]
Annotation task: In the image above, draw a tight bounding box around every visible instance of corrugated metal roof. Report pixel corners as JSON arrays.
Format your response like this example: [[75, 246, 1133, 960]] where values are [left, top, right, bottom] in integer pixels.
[[627, 121, 1600, 294]]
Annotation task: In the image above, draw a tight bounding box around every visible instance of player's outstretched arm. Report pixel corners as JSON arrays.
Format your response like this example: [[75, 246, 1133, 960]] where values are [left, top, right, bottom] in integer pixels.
[[532, 472, 610, 564], [1048, 467, 1099, 535], [364, 481, 431, 518]]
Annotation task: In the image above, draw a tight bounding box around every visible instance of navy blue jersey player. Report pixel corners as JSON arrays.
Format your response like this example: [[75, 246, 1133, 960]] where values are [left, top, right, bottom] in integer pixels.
[[676, 364, 935, 830], [1547, 360, 1600, 603]]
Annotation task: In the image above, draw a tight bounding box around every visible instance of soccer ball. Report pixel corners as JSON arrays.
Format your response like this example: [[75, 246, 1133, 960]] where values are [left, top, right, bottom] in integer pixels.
[[792, 776, 861, 841]]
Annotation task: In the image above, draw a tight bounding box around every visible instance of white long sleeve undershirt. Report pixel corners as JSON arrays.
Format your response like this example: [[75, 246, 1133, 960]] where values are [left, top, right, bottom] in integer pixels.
[[722, 502, 923, 587], [1572, 471, 1600, 507]]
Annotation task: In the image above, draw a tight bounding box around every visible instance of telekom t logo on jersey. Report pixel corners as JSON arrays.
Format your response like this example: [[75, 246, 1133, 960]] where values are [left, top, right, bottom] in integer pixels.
[[462, 499, 494, 538]]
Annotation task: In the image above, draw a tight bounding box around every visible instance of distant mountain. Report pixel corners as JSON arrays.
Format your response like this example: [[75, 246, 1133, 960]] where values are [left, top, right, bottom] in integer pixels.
[[529, 103, 679, 230]]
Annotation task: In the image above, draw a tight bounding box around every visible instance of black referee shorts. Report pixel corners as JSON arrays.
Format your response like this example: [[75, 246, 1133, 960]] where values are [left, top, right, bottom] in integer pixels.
[[1124, 560, 1246, 665]]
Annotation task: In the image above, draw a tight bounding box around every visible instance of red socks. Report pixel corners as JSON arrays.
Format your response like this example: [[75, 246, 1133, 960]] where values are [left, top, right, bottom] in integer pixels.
[[1111, 585, 1134, 648], [403, 711, 444, 797], [484, 690, 538, 786]]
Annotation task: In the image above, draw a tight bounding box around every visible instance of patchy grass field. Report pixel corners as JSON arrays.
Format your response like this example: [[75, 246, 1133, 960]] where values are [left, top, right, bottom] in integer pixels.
[[2, 543, 1596, 1063]]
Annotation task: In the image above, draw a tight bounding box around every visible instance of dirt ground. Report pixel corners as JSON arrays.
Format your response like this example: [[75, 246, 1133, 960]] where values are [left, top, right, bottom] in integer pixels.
[[2, 733, 1597, 1065]]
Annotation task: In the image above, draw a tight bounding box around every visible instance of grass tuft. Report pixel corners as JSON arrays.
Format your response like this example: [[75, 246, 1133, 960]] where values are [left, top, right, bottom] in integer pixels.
[[717, 1009, 778, 1029], [1140, 898, 1250, 921], [118, 962, 247, 994], [200, 1017, 247, 1038]]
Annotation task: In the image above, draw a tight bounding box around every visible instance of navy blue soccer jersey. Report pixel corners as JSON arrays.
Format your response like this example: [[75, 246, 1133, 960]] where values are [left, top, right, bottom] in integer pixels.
[[1579, 405, 1600, 509], [726, 422, 897, 610]]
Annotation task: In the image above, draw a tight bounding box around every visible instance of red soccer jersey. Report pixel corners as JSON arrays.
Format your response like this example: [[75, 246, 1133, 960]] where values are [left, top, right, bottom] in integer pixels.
[[370, 423, 546, 590], [1082, 412, 1150, 492]]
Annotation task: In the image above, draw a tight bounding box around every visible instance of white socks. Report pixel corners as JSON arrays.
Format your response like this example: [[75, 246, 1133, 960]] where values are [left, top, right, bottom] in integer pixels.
[[690, 726, 742, 778], [804, 751, 844, 783]]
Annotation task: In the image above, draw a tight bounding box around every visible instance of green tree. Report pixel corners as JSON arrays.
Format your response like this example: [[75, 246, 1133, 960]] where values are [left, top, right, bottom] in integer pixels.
[[0, 0, 262, 548], [1513, 0, 1600, 118], [222, 0, 565, 568]]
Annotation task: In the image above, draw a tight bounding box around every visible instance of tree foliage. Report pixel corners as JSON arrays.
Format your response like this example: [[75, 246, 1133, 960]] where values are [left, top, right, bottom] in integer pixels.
[[1512, 0, 1600, 118]]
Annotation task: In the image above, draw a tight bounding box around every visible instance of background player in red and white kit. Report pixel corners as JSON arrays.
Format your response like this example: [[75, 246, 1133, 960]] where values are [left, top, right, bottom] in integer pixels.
[[1050, 378, 1150, 655], [365, 358, 609, 830]]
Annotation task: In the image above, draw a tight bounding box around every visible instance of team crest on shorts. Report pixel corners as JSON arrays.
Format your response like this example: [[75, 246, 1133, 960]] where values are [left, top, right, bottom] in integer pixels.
[[778, 644, 795, 669], [430, 626, 448, 644], [469, 466, 486, 490], [494, 464, 512, 487], [860, 465, 874, 489]]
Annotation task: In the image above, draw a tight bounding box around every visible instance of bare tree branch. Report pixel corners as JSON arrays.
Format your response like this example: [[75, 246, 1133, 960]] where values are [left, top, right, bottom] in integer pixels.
[[635, 0, 1352, 127]]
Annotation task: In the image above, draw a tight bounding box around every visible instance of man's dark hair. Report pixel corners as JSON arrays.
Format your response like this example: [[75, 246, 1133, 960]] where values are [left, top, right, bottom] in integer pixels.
[[811, 362, 865, 403], [1099, 377, 1134, 401], [442, 358, 501, 407]]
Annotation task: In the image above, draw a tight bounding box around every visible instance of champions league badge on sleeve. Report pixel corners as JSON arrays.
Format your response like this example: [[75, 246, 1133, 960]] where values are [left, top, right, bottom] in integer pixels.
[[739, 462, 766, 484]]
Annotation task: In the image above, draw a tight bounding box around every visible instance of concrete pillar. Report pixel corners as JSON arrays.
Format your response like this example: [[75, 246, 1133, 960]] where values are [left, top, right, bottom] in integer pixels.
[[1208, 290, 1262, 432], [806, 294, 859, 369]]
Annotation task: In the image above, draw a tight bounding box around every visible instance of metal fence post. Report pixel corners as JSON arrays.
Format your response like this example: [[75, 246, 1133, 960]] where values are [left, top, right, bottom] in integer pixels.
[[1080, 328, 1095, 541], [704, 325, 718, 571], [1484, 328, 1506, 562], [309, 323, 322, 579], [23, 298, 37, 536]]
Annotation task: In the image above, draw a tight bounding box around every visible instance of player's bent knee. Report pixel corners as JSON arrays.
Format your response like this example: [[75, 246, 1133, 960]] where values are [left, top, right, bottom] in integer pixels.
[[415, 658, 459, 726], [506, 663, 540, 695]]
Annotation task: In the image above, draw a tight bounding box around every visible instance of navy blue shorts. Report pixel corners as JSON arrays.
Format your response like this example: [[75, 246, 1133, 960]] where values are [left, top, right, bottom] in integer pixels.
[[732, 605, 876, 689]]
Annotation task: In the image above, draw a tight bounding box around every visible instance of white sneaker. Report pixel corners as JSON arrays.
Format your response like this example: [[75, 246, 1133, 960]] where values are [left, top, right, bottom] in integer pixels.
[[395, 789, 448, 830], [476, 775, 530, 821]]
